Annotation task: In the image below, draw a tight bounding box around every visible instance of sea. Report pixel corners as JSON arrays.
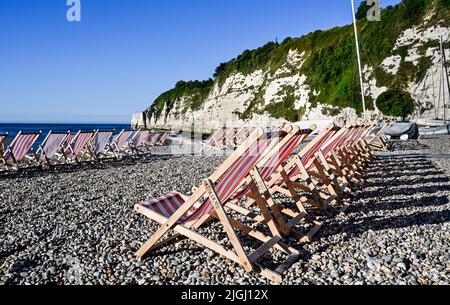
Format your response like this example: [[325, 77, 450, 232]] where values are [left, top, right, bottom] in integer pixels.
[[0, 123, 131, 149]]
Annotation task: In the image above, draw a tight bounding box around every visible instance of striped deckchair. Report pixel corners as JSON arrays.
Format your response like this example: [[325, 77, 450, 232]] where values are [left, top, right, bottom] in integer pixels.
[[144, 132, 162, 147], [327, 124, 376, 184], [129, 130, 151, 155], [156, 132, 170, 146], [201, 127, 227, 151], [1, 131, 41, 171], [224, 127, 239, 148], [367, 123, 391, 152], [235, 127, 254, 147], [264, 125, 348, 216], [89, 130, 115, 161], [34, 131, 70, 167], [109, 130, 134, 158], [225, 124, 325, 243], [62, 131, 95, 163], [306, 124, 375, 195], [134, 128, 300, 283]]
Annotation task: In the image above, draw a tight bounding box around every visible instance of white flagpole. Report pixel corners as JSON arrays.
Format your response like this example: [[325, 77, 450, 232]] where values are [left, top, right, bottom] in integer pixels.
[[351, 0, 367, 120]]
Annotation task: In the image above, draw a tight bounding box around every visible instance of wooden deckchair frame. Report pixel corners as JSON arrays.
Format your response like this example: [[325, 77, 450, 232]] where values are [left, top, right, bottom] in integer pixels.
[[264, 124, 349, 218], [367, 123, 392, 152], [224, 124, 326, 243], [1, 131, 42, 171], [109, 129, 135, 159], [134, 128, 300, 283], [32, 130, 70, 168], [201, 127, 228, 152], [61, 130, 96, 164], [127, 129, 148, 155], [87, 129, 116, 161], [156, 132, 170, 146], [322, 124, 375, 187]]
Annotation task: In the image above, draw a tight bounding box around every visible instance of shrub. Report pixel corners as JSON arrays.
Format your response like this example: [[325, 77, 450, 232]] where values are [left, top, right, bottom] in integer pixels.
[[376, 89, 415, 119]]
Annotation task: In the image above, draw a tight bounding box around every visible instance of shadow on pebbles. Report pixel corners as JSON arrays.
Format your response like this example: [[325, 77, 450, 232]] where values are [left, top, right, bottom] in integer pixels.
[[0, 138, 449, 285]]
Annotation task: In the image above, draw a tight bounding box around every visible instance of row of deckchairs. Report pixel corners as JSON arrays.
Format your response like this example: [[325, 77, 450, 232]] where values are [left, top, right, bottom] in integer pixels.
[[133, 123, 383, 283], [201, 127, 257, 151], [0, 129, 170, 172]]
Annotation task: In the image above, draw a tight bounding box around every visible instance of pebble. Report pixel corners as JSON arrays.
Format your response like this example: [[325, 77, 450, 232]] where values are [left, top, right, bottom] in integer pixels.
[[0, 138, 449, 284]]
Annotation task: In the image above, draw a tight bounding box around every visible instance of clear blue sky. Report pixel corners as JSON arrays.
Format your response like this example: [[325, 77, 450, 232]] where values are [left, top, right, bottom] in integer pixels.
[[0, 0, 401, 124]]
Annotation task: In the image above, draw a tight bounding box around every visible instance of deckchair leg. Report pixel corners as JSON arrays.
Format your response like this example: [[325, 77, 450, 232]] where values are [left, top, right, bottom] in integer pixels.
[[204, 180, 253, 272], [135, 186, 206, 258]]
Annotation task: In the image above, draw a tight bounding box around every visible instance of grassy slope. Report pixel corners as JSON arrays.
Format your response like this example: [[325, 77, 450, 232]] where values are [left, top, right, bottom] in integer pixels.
[[147, 0, 449, 122]]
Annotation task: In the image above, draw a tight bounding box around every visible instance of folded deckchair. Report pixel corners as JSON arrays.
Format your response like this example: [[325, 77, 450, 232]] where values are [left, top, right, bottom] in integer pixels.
[[134, 128, 301, 283], [201, 127, 227, 151], [89, 129, 115, 161], [33, 131, 70, 167], [1, 131, 41, 171], [61, 131, 95, 163], [109, 129, 134, 158]]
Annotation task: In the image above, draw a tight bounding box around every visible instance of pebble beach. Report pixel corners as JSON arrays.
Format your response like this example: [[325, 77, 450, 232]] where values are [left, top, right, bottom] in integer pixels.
[[1, 135, 449, 285]]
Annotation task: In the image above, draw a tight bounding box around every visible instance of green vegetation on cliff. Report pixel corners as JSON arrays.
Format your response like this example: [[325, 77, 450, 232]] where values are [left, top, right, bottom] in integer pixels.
[[147, 0, 449, 122]]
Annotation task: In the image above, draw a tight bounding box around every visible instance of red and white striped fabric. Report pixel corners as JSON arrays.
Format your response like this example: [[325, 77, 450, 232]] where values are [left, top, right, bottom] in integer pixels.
[[39, 133, 67, 160], [147, 133, 162, 145], [114, 131, 133, 151], [158, 132, 170, 146], [142, 192, 200, 224], [132, 130, 150, 147], [5, 133, 40, 162], [318, 127, 353, 162], [69, 132, 93, 157], [205, 128, 227, 148], [228, 129, 311, 201], [281, 127, 340, 181], [142, 129, 278, 224]]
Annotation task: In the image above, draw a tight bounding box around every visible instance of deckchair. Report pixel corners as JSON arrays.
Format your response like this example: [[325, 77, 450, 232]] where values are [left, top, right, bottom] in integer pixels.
[[144, 132, 162, 148], [309, 124, 376, 194], [307, 125, 365, 195], [1, 131, 41, 171], [223, 124, 326, 243], [109, 130, 134, 158], [129, 130, 151, 155], [235, 127, 254, 147], [33, 131, 70, 167], [156, 132, 170, 146], [267, 124, 343, 197], [224, 127, 239, 148], [0, 133, 8, 160], [201, 127, 227, 151], [366, 123, 391, 152], [89, 129, 115, 161], [134, 128, 301, 283], [61, 131, 95, 163], [329, 124, 376, 183]]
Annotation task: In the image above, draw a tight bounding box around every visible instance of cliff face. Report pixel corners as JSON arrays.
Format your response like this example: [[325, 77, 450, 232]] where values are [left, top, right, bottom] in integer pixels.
[[132, 0, 450, 132]]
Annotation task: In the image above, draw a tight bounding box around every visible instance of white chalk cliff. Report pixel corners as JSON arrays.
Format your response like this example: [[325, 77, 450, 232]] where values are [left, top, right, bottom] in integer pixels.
[[132, 2, 450, 132]]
